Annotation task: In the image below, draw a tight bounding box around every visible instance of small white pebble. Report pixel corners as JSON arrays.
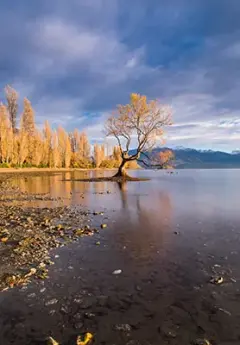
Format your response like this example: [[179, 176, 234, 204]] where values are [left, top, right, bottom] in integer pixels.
[[112, 269, 122, 275]]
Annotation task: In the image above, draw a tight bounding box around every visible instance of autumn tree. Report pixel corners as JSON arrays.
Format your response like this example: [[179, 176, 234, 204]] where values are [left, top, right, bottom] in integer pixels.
[[32, 131, 44, 166], [157, 150, 175, 169], [52, 131, 60, 168], [17, 113, 28, 166], [57, 126, 67, 168], [81, 132, 90, 159], [105, 93, 172, 178], [69, 129, 80, 166], [43, 120, 52, 166], [0, 104, 12, 163], [65, 135, 72, 168], [5, 85, 18, 132], [56, 127, 72, 168], [94, 144, 100, 168], [101, 145, 105, 161], [94, 144, 105, 168], [21, 98, 36, 135]]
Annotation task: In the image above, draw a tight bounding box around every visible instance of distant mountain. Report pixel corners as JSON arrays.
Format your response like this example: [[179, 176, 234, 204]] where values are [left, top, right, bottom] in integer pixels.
[[129, 147, 240, 169]]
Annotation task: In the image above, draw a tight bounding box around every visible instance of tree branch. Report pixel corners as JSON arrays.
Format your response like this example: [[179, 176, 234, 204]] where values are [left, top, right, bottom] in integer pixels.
[[137, 158, 163, 169]]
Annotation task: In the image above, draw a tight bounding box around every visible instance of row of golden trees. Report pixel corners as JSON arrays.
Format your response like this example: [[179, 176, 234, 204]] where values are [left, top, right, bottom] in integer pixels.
[[0, 85, 137, 168]]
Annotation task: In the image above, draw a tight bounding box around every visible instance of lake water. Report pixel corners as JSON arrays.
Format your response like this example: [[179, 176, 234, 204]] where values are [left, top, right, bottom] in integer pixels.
[[1, 169, 240, 345]]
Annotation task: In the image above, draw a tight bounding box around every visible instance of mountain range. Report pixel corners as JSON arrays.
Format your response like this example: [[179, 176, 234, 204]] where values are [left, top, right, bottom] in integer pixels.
[[130, 147, 240, 169]]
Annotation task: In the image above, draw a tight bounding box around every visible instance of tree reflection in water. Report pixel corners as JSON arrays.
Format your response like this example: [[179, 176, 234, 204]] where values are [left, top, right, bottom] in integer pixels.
[[114, 180, 173, 261]]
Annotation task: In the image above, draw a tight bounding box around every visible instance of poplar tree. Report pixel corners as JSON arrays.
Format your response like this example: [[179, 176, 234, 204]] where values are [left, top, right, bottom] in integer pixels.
[[5, 85, 18, 132]]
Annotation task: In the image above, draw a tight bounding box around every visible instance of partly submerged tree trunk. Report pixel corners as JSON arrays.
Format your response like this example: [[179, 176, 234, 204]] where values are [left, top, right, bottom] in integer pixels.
[[114, 159, 129, 178]]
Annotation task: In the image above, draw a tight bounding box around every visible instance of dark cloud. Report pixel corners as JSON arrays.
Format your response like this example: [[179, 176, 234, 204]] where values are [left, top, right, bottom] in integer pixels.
[[0, 0, 240, 150]]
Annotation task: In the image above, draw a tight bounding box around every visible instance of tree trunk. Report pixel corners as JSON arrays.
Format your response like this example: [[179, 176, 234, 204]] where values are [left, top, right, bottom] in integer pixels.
[[114, 159, 129, 178]]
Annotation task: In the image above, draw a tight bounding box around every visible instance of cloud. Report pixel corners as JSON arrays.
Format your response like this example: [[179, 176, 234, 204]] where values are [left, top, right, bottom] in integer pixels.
[[0, 0, 240, 151]]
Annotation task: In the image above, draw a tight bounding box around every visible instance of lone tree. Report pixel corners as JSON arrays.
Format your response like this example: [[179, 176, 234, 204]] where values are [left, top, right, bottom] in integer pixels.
[[105, 93, 172, 178]]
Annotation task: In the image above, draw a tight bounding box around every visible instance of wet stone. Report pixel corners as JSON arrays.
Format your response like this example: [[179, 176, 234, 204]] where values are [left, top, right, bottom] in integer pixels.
[[114, 324, 132, 332], [74, 297, 83, 304], [193, 339, 212, 345], [45, 298, 58, 306], [60, 305, 71, 314], [84, 312, 95, 318]]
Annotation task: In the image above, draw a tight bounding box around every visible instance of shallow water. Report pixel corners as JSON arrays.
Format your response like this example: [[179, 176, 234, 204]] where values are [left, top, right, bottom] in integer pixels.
[[1, 169, 240, 344]]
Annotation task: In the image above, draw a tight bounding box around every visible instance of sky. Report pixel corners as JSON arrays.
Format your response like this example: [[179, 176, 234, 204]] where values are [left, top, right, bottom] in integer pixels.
[[0, 0, 240, 152]]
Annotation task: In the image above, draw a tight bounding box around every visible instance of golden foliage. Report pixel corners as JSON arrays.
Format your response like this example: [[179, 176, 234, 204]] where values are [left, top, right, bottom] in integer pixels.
[[0, 87, 172, 170], [94, 144, 105, 168], [158, 149, 175, 168], [105, 93, 172, 174]]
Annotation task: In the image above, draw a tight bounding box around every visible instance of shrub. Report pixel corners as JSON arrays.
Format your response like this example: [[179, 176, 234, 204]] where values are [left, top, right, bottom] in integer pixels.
[[38, 163, 49, 168], [0, 162, 10, 168], [100, 159, 119, 168], [73, 158, 94, 169]]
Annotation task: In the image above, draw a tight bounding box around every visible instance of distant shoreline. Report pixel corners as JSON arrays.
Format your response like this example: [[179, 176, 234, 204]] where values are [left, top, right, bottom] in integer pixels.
[[0, 168, 120, 174]]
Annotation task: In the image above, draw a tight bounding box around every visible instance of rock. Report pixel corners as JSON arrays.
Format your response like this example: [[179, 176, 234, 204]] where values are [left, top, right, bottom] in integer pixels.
[[48, 336, 59, 345], [112, 269, 122, 275], [115, 324, 132, 332], [60, 305, 71, 314], [84, 312, 95, 318], [101, 223, 107, 229], [193, 340, 211, 345], [74, 297, 83, 304], [218, 307, 231, 316], [210, 276, 224, 285], [45, 298, 58, 306]]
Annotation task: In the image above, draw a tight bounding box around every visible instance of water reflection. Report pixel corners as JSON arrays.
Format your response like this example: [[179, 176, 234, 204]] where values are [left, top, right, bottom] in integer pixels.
[[116, 181, 128, 209], [9, 169, 240, 222], [111, 181, 173, 262]]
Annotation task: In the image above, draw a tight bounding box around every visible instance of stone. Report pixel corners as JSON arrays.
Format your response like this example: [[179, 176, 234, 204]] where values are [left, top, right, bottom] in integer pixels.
[[45, 298, 58, 306], [114, 324, 132, 332]]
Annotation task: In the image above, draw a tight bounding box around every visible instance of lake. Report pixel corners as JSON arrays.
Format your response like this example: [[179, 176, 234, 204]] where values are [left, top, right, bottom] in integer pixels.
[[1, 169, 240, 345]]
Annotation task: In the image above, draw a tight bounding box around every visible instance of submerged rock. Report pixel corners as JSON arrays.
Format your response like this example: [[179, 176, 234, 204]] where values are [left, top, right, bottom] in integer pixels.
[[114, 324, 132, 332]]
